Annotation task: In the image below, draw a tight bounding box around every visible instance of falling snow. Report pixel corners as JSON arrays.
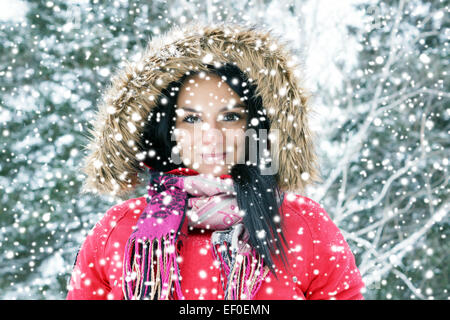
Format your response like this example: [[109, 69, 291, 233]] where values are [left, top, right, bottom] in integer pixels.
[[0, 0, 448, 301]]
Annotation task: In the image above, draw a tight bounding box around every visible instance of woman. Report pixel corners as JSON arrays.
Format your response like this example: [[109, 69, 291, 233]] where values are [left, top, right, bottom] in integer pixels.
[[67, 22, 365, 300]]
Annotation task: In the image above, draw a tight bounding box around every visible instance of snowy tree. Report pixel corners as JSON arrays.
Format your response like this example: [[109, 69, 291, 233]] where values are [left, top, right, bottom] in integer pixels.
[[0, 0, 184, 299], [310, 0, 449, 299]]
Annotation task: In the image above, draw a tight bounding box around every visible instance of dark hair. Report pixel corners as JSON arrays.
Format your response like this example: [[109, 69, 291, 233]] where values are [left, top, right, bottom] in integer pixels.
[[140, 63, 290, 277]]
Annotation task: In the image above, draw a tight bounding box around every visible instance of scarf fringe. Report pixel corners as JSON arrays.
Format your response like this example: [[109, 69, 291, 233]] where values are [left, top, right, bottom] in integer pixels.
[[212, 242, 270, 300], [122, 232, 184, 300], [122, 171, 270, 300]]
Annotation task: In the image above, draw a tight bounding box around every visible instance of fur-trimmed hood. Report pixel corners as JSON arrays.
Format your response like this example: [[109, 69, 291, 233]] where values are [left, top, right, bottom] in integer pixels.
[[80, 22, 321, 197]]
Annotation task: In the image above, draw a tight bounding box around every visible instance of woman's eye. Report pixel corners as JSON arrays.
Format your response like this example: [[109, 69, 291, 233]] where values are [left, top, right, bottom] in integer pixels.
[[221, 112, 242, 122], [182, 112, 243, 123], [183, 114, 201, 123]]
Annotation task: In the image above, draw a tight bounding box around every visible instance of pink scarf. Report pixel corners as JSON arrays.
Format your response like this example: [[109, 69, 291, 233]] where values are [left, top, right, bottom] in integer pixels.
[[122, 169, 270, 300]]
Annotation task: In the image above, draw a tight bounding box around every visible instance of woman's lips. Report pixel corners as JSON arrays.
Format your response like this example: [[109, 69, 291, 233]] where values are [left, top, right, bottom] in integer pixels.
[[201, 152, 228, 161]]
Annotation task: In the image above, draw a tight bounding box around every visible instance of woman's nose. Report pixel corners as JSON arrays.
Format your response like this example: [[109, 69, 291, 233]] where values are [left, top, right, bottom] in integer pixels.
[[201, 122, 223, 146]]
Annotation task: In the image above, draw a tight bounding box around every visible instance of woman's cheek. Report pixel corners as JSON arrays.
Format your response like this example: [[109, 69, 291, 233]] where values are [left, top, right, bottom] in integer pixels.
[[234, 132, 246, 164], [174, 126, 194, 164]]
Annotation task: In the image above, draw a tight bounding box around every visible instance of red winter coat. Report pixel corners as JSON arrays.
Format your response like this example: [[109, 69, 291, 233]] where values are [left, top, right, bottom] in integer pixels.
[[66, 192, 365, 300]]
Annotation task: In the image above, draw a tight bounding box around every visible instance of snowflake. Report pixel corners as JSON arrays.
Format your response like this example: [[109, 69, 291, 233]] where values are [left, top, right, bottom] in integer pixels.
[[156, 44, 183, 61]]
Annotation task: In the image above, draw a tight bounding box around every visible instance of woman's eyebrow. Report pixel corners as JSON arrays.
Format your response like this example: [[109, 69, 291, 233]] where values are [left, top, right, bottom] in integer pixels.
[[179, 104, 246, 113]]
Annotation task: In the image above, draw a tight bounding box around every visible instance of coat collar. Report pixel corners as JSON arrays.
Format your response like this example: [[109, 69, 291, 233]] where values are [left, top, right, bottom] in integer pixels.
[[143, 163, 232, 180]]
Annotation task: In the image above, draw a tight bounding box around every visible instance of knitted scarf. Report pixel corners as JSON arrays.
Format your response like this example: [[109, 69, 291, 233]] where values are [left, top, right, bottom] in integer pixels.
[[122, 169, 271, 300]]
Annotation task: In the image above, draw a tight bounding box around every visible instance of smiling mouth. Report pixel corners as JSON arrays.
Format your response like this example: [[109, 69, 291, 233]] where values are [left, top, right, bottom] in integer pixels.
[[201, 152, 228, 161]]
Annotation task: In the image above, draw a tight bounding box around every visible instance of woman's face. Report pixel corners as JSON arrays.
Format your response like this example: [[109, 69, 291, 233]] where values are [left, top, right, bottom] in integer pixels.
[[174, 72, 248, 176]]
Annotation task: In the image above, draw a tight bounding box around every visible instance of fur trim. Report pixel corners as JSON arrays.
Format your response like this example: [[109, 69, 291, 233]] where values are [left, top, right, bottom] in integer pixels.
[[80, 22, 321, 197]]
